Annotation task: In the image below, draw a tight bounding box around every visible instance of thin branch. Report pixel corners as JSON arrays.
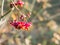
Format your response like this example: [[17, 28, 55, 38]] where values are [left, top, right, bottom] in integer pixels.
[[0, 9, 12, 20], [47, 3, 60, 9], [1, 0, 4, 16], [31, 0, 36, 12], [48, 13, 60, 20], [38, 13, 60, 22], [12, 0, 23, 15]]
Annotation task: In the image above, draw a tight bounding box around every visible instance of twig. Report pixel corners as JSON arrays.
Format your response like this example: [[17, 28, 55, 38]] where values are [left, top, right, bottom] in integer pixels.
[[0, 9, 12, 20], [12, 0, 23, 15], [47, 13, 60, 20], [30, 0, 36, 12], [1, 0, 4, 16]]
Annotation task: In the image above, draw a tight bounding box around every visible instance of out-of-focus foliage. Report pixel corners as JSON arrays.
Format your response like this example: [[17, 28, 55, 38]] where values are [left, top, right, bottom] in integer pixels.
[[0, 0, 60, 45]]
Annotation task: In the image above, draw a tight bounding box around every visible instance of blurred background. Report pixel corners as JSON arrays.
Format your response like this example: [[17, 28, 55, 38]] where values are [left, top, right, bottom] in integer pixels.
[[0, 0, 60, 45]]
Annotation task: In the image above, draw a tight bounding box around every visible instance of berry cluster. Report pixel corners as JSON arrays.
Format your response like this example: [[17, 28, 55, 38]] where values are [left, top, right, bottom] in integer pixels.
[[10, 0, 32, 31], [10, 20, 32, 30], [10, 0, 24, 8]]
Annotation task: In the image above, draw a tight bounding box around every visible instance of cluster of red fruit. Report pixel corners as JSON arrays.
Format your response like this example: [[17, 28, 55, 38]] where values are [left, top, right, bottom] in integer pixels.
[[10, 0, 24, 8], [10, 20, 32, 30], [10, 0, 32, 31]]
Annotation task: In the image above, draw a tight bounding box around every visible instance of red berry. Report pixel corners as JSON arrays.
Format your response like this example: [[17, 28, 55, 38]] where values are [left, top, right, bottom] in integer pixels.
[[17, 0, 24, 7]]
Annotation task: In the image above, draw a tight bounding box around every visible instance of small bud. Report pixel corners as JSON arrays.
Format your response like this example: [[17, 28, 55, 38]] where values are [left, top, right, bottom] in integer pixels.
[[20, 14, 26, 20], [10, 3, 14, 8], [27, 12, 31, 18]]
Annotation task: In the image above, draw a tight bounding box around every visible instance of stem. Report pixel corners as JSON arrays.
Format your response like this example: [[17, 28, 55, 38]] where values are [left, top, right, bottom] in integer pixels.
[[31, 0, 36, 12], [0, 9, 12, 20], [12, 0, 23, 15], [1, 0, 4, 16]]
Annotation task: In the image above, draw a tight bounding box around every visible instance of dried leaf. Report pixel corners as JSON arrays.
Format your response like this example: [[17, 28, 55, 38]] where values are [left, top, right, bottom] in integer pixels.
[[11, 13, 17, 20]]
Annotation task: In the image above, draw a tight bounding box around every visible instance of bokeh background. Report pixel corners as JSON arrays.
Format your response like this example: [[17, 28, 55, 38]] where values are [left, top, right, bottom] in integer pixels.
[[0, 0, 60, 45]]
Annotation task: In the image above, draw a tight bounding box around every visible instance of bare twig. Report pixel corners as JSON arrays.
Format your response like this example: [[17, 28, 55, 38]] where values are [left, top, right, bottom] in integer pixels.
[[0, 9, 12, 20], [30, 0, 36, 12], [1, 0, 4, 16], [12, 0, 23, 15], [47, 13, 60, 20]]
